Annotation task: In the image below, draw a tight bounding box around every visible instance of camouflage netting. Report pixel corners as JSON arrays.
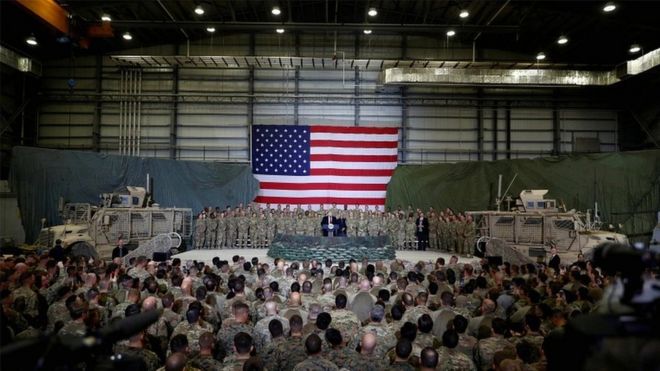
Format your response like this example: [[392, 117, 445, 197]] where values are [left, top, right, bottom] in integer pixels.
[[386, 150, 660, 245], [10, 146, 259, 243], [267, 235, 396, 261]]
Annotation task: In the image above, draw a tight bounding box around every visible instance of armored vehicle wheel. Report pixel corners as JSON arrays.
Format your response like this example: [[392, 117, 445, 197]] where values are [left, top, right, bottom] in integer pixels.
[[168, 232, 182, 248]]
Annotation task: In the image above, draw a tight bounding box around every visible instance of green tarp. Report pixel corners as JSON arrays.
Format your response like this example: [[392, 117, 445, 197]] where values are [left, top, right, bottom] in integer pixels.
[[386, 150, 660, 244]]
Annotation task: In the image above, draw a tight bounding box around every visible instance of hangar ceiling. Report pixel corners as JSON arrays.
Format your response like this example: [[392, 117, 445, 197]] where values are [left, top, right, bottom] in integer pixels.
[[1, 0, 660, 67]]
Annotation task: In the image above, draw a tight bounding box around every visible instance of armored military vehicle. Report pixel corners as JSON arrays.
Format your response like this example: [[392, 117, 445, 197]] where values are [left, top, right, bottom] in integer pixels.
[[38, 184, 193, 259], [467, 189, 629, 264]]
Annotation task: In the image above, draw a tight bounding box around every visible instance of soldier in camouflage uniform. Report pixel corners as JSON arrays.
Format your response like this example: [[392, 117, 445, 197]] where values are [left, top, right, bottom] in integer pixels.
[[58, 296, 87, 336], [367, 213, 380, 236], [272, 315, 308, 371], [295, 213, 306, 236], [226, 209, 238, 248], [193, 213, 206, 249], [266, 210, 277, 246], [221, 332, 254, 371], [248, 212, 259, 248], [446, 216, 457, 253], [342, 333, 388, 371], [359, 305, 396, 358], [330, 294, 361, 349], [188, 332, 223, 370], [12, 272, 39, 320], [304, 211, 317, 236], [114, 331, 161, 371], [216, 211, 227, 248], [356, 212, 368, 237], [216, 302, 255, 356], [404, 216, 416, 250], [474, 319, 511, 371], [236, 210, 250, 248], [438, 213, 448, 251], [436, 329, 477, 371], [171, 306, 213, 354], [293, 334, 339, 371], [206, 212, 218, 249], [428, 211, 439, 250]]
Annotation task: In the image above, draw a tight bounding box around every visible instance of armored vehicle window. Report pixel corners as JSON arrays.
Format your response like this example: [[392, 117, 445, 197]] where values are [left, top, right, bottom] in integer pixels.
[[524, 217, 543, 225], [527, 202, 535, 208], [537, 202, 545, 208], [495, 217, 514, 225], [132, 197, 140, 206], [553, 220, 574, 230]]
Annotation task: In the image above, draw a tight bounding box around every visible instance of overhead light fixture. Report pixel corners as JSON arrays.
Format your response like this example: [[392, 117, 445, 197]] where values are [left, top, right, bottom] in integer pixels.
[[25, 35, 38, 46], [276, 28, 285, 34], [459, 9, 470, 18], [368, 7, 378, 17], [101, 14, 112, 22], [446, 30, 456, 37], [363, 29, 372, 35], [206, 26, 216, 33], [602, 2, 616, 12], [629, 44, 641, 53], [272, 6, 281, 15], [536, 52, 546, 61], [122, 32, 133, 40], [557, 35, 568, 45], [194, 5, 205, 15]]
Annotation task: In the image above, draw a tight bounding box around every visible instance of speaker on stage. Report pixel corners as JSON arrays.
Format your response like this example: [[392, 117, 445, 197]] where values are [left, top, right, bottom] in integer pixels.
[[153, 252, 169, 262]]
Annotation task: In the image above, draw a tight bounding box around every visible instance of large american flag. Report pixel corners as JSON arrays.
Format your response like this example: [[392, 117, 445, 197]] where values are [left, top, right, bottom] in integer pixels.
[[252, 125, 399, 209]]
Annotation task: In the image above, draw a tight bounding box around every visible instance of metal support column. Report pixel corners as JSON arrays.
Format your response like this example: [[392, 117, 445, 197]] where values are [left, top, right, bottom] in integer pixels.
[[400, 87, 408, 163], [294, 67, 300, 125], [401, 34, 408, 59], [354, 66, 360, 126], [247, 66, 255, 161], [492, 104, 498, 161], [169, 66, 179, 159], [506, 101, 512, 159], [476, 88, 484, 161], [92, 54, 103, 152]]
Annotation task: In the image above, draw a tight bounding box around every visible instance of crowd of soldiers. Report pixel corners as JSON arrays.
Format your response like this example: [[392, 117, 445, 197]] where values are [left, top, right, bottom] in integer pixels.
[[1, 243, 648, 371], [193, 203, 477, 255]]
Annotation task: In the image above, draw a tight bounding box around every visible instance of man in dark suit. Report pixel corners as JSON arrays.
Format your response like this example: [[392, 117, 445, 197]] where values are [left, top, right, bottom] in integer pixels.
[[321, 212, 338, 237], [548, 245, 561, 274], [416, 212, 430, 250]]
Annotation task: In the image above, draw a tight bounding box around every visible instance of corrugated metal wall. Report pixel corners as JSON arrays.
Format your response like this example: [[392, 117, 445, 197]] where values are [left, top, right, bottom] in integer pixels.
[[36, 34, 618, 163]]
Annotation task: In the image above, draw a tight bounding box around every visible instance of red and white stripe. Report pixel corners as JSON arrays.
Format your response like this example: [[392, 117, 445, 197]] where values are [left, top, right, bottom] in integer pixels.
[[254, 125, 399, 209]]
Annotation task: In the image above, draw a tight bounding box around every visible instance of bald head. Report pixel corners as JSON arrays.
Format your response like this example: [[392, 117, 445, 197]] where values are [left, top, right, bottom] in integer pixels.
[[199, 332, 215, 351], [361, 333, 377, 354], [482, 299, 496, 314], [359, 279, 371, 291], [165, 352, 187, 371], [142, 296, 158, 311], [264, 300, 278, 315], [14, 263, 28, 274], [289, 292, 301, 305]]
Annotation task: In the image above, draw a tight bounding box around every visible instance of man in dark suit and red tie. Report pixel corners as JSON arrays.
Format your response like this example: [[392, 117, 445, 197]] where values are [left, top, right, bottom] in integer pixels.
[[321, 211, 338, 237], [416, 211, 429, 250]]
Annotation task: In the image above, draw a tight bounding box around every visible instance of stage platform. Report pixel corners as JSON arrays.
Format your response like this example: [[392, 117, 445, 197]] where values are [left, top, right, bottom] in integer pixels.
[[173, 248, 474, 265]]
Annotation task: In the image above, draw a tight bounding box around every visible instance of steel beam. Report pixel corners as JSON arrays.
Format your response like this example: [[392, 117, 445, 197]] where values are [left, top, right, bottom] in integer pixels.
[[477, 88, 484, 160], [492, 105, 498, 161], [169, 66, 179, 159], [92, 54, 103, 152], [505, 102, 512, 159]]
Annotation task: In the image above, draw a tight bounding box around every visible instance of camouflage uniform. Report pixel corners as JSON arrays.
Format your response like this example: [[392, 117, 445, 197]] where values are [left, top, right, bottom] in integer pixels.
[[305, 214, 317, 236], [215, 213, 226, 248], [226, 213, 238, 248], [367, 215, 380, 236], [216, 321, 255, 356], [395, 216, 406, 249], [343, 353, 388, 371], [236, 213, 249, 248], [456, 220, 466, 255], [194, 216, 206, 249], [207, 215, 218, 249], [387, 360, 416, 370], [172, 321, 213, 353], [475, 336, 510, 371], [58, 321, 87, 336], [47, 299, 71, 332], [259, 336, 286, 370], [272, 336, 308, 371], [295, 215, 306, 236], [456, 333, 478, 360], [293, 355, 339, 371], [360, 322, 397, 358], [189, 354, 223, 370], [429, 215, 439, 250], [221, 354, 249, 371], [464, 221, 476, 256], [323, 346, 360, 370], [266, 212, 277, 246], [436, 347, 477, 371], [356, 214, 368, 237], [401, 305, 433, 325], [114, 345, 161, 371], [405, 218, 416, 249], [330, 309, 361, 348], [11, 286, 39, 319], [253, 315, 290, 350], [447, 221, 457, 253]]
